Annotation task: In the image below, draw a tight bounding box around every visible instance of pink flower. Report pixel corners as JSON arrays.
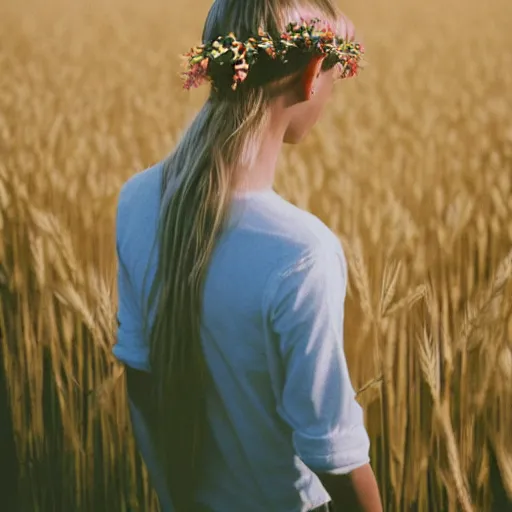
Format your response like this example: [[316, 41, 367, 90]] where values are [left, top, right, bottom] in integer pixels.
[[182, 62, 209, 90]]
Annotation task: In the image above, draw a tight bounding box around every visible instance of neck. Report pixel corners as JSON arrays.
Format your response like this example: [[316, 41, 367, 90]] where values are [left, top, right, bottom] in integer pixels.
[[233, 103, 288, 193]]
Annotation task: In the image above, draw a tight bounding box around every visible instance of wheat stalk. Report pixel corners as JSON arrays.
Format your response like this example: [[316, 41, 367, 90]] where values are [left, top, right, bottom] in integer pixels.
[[1, 1, 512, 509]]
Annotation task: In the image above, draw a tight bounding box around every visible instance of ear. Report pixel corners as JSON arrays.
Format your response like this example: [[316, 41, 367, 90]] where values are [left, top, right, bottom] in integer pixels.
[[301, 55, 325, 101]]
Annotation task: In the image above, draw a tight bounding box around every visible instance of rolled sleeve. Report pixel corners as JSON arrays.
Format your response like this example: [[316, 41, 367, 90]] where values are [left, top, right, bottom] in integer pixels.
[[269, 247, 370, 475]]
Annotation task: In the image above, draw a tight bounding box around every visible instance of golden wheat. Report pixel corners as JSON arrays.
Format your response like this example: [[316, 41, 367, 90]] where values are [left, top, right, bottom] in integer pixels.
[[1, 0, 511, 510]]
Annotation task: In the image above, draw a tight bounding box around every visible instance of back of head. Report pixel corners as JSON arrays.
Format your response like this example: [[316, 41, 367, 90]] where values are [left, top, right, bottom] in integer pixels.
[[143, 1, 349, 510], [201, 0, 341, 96], [202, 0, 339, 49]]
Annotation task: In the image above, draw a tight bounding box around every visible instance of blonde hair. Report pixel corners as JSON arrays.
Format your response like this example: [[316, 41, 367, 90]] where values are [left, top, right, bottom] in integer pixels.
[[143, 0, 341, 509]]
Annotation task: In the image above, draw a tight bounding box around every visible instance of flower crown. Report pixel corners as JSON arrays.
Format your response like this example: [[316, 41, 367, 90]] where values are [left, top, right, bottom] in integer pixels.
[[182, 18, 365, 91]]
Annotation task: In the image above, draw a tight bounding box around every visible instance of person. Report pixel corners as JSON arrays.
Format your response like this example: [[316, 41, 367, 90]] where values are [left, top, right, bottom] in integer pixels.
[[113, 1, 383, 511]]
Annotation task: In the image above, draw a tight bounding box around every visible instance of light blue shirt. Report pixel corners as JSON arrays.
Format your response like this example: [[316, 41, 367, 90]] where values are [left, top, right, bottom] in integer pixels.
[[114, 161, 370, 512]]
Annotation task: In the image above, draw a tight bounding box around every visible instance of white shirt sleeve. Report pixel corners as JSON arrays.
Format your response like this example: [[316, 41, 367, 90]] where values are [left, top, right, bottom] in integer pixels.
[[268, 246, 370, 475], [113, 195, 149, 372]]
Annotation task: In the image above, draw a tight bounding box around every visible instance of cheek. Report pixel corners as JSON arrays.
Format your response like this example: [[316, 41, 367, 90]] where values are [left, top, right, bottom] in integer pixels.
[[283, 123, 306, 144], [316, 83, 334, 110], [316, 71, 335, 101], [284, 82, 334, 144], [284, 107, 317, 143]]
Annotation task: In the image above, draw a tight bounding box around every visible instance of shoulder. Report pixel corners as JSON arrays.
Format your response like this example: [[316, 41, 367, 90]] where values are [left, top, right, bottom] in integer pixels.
[[262, 235, 348, 320], [116, 161, 163, 241], [117, 161, 163, 215], [267, 195, 345, 267], [256, 196, 347, 302]]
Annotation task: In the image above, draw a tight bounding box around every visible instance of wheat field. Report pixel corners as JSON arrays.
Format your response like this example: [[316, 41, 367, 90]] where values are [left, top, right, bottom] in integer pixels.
[[1, 0, 511, 510]]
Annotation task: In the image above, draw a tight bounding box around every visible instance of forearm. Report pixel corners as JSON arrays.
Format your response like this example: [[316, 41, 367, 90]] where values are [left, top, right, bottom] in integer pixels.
[[316, 463, 382, 512]]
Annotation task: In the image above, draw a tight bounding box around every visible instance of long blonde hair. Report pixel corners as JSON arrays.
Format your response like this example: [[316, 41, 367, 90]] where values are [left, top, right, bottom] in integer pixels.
[[144, 0, 340, 509]]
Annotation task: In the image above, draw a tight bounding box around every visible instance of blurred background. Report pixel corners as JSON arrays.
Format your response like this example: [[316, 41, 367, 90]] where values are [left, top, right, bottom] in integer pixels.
[[0, 0, 511, 510]]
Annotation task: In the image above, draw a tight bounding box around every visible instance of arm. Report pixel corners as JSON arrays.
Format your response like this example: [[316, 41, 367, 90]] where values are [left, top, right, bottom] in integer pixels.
[[116, 216, 174, 511], [316, 464, 382, 512], [268, 246, 382, 512]]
